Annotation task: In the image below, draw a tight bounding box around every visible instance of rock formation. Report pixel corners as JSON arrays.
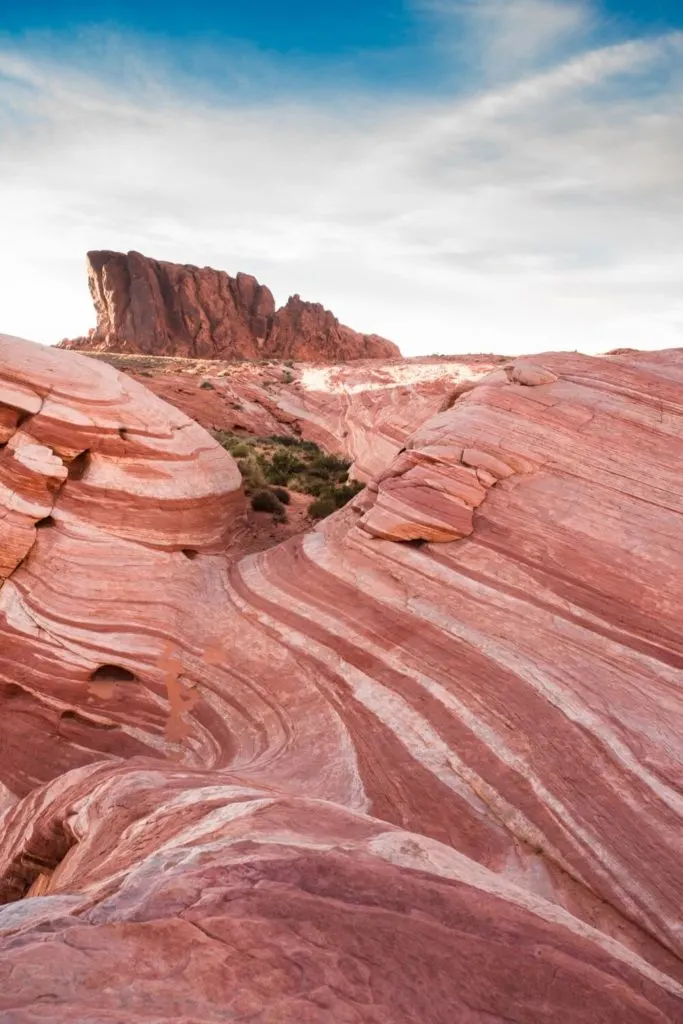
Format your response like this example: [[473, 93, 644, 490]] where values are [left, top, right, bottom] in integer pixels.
[[58, 250, 401, 361], [81, 352, 506, 480], [2, 334, 683, 1021]]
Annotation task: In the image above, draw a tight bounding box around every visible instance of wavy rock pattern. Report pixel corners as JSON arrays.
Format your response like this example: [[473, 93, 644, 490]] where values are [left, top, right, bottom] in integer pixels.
[[111, 355, 505, 480], [1, 336, 683, 1021]]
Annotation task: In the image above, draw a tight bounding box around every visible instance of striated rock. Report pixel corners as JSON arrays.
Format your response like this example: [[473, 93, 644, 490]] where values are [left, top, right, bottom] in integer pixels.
[[82, 351, 505, 480], [1, 762, 682, 1024], [2, 336, 683, 1020], [58, 250, 400, 361], [0, 333, 244, 800]]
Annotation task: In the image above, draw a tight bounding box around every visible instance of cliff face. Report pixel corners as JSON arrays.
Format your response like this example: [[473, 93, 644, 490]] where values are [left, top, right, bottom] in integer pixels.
[[59, 250, 401, 361]]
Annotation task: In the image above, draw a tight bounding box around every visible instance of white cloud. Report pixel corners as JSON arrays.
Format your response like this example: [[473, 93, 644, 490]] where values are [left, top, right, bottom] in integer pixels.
[[1, 4, 682, 356], [419, 0, 595, 80]]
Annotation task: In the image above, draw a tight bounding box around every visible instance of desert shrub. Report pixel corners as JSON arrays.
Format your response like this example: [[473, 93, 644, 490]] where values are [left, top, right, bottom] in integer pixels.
[[216, 431, 361, 505], [251, 489, 283, 513], [281, 370, 295, 384], [200, 380, 215, 389], [237, 456, 267, 491], [331, 481, 365, 507], [310, 452, 351, 476], [308, 496, 337, 520], [284, 359, 295, 367], [293, 476, 324, 497], [307, 482, 365, 520], [270, 486, 291, 505], [215, 431, 250, 453], [265, 434, 297, 446], [265, 447, 306, 485]]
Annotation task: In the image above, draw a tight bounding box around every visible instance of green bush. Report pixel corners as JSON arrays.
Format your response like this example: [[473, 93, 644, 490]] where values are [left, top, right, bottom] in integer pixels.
[[281, 370, 295, 384], [200, 380, 215, 389], [251, 489, 283, 513], [270, 487, 291, 505], [265, 447, 306, 485], [293, 476, 325, 497], [331, 481, 365, 507], [265, 434, 297, 446], [215, 431, 362, 507], [308, 496, 337, 520], [310, 452, 351, 476], [237, 457, 267, 491]]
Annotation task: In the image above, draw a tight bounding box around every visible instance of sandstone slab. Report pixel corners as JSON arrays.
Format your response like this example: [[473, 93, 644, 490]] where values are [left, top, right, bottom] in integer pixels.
[[1, 338, 683, 1020]]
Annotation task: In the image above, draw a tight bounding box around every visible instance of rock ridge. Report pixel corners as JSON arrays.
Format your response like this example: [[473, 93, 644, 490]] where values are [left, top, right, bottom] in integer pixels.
[[58, 249, 401, 361]]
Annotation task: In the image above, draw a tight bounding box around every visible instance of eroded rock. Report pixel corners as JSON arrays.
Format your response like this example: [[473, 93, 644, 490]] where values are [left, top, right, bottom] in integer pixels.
[[2, 337, 683, 1020], [59, 250, 400, 361]]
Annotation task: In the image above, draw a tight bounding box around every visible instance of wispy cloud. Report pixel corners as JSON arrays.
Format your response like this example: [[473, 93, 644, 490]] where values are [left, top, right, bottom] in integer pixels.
[[1, 2, 682, 355], [418, 0, 595, 80]]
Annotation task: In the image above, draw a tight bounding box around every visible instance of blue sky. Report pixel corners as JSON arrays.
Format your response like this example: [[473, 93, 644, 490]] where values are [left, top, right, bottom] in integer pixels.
[[5, 1, 682, 51], [1, 1, 682, 354]]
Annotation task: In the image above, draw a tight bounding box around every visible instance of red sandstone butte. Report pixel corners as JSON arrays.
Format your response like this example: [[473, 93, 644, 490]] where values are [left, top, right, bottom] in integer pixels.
[[1, 334, 683, 1022], [58, 249, 401, 361]]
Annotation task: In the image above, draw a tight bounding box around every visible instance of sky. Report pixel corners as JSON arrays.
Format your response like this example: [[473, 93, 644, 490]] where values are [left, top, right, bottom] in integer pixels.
[[1, 1, 682, 356]]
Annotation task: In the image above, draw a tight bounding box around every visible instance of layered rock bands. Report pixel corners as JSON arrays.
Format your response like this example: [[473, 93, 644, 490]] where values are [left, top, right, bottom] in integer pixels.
[[1, 334, 683, 1022]]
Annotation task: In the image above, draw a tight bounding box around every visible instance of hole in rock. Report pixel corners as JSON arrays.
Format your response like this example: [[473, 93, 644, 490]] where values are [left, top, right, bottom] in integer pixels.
[[89, 664, 138, 683], [67, 449, 91, 481], [181, 548, 199, 560], [0, 816, 77, 904], [35, 515, 55, 529], [406, 538, 426, 548], [16, 826, 75, 902], [118, 427, 129, 440]]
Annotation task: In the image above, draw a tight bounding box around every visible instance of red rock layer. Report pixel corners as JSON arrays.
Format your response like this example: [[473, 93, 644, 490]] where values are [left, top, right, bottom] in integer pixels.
[[94, 353, 504, 480], [58, 249, 400, 361], [1, 336, 683, 1020]]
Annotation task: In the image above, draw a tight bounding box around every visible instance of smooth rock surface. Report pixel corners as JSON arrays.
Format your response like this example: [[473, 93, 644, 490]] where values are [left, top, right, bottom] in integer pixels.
[[1, 337, 683, 1021], [58, 250, 400, 361]]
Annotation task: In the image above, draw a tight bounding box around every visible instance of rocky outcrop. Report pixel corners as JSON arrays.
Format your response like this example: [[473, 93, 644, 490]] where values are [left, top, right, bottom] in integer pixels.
[[2, 335, 683, 1021], [81, 352, 506, 480], [58, 250, 401, 361]]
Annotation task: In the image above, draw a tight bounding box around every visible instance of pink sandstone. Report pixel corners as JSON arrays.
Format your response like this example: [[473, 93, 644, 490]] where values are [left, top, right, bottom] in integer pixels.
[[97, 353, 506, 480], [1, 334, 683, 1020]]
